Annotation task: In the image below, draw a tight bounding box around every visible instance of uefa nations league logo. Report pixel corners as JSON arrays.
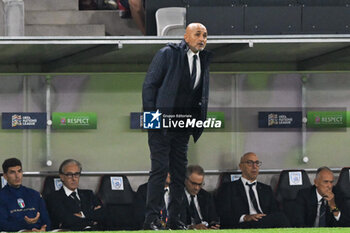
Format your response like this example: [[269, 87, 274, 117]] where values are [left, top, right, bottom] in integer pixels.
[[11, 114, 22, 127], [268, 113, 278, 126]]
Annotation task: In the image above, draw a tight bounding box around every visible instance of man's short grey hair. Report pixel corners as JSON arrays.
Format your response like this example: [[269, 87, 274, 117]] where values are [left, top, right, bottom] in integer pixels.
[[315, 166, 332, 179], [186, 165, 204, 178], [59, 159, 82, 174]]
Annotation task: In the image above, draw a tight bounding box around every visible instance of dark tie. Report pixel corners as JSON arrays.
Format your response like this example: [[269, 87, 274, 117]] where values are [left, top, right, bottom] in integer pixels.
[[191, 54, 197, 89], [319, 198, 327, 227], [189, 195, 201, 224], [71, 191, 81, 210], [246, 182, 262, 214], [160, 188, 168, 223]]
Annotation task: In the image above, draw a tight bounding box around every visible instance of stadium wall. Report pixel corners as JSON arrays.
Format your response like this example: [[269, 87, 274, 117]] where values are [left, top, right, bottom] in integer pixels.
[[0, 72, 349, 176]]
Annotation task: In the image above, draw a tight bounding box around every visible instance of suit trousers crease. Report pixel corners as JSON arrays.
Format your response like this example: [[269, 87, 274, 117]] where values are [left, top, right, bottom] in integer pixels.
[[145, 131, 190, 223]]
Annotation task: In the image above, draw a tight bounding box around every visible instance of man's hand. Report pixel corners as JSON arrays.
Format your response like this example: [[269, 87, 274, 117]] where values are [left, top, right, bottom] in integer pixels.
[[209, 224, 220, 229], [93, 205, 101, 211], [24, 212, 40, 224], [74, 212, 83, 218], [31, 224, 47, 232], [323, 191, 336, 209], [324, 191, 340, 216], [244, 214, 266, 222], [189, 223, 208, 229]]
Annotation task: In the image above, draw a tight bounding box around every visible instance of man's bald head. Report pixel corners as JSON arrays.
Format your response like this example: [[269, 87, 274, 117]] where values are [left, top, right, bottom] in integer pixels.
[[240, 152, 256, 163], [184, 23, 207, 53], [239, 152, 261, 182], [185, 23, 206, 34]]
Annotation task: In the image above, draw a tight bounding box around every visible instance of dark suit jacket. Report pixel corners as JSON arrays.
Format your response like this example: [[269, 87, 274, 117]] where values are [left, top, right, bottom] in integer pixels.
[[46, 188, 104, 230], [181, 189, 219, 226], [294, 185, 345, 227], [142, 40, 212, 141], [216, 178, 279, 228]]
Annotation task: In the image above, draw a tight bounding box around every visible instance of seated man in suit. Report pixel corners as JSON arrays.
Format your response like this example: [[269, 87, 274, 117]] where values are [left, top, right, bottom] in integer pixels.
[[0, 158, 51, 232], [181, 165, 220, 230], [216, 152, 289, 229], [134, 173, 171, 229], [295, 166, 346, 227], [46, 159, 104, 230]]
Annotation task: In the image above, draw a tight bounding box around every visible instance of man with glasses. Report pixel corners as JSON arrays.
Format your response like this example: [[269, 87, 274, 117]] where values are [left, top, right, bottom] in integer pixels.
[[180, 165, 220, 229], [216, 152, 289, 228], [0, 158, 51, 232], [46, 159, 104, 230]]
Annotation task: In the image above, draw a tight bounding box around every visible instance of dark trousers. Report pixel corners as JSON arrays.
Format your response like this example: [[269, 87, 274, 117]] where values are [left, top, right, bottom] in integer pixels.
[[238, 212, 290, 228], [145, 131, 190, 223]]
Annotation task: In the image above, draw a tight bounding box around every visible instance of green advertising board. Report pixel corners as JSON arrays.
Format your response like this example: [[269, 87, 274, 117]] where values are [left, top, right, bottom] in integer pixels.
[[52, 112, 97, 129], [206, 112, 225, 129], [307, 111, 347, 128]]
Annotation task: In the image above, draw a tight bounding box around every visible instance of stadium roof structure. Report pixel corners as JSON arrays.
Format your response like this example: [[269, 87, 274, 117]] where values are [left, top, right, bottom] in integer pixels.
[[1, 35, 350, 73]]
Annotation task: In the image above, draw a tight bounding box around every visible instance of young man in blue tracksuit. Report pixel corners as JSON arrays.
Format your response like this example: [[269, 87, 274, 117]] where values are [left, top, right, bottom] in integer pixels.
[[0, 158, 51, 232]]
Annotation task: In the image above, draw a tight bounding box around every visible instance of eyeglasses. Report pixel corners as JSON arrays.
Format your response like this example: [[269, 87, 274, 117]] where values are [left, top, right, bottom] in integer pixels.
[[187, 178, 205, 187], [62, 172, 81, 178], [242, 160, 262, 167]]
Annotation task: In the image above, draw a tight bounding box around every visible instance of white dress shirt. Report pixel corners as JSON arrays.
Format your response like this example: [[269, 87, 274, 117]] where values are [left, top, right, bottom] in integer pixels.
[[164, 187, 170, 210], [63, 185, 80, 200], [239, 177, 263, 223], [187, 49, 201, 89]]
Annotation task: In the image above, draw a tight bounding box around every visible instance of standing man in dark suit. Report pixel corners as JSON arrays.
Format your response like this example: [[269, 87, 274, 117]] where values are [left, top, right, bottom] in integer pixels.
[[142, 23, 212, 230], [216, 152, 289, 229], [295, 167, 345, 227], [181, 165, 219, 229], [46, 159, 104, 230]]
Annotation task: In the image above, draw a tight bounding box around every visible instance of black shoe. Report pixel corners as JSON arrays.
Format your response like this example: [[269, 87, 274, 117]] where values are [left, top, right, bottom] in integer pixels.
[[143, 218, 166, 230], [167, 220, 188, 230]]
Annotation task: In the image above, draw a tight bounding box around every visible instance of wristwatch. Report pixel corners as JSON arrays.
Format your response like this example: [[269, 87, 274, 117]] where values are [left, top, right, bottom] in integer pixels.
[[331, 207, 340, 213]]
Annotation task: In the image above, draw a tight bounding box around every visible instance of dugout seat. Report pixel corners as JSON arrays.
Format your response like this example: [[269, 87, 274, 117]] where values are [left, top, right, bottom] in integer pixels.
[[41, 175, 62, 200], [96, 175, 136, 230], [275, 169, 311, 226], [155, 7, 186, 36], [216, 172, 241, 188], [335, 167, 350, 198], [213, 172, 241, 199], [334, 167, 350, 226], [0, 175, 6, 188]]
